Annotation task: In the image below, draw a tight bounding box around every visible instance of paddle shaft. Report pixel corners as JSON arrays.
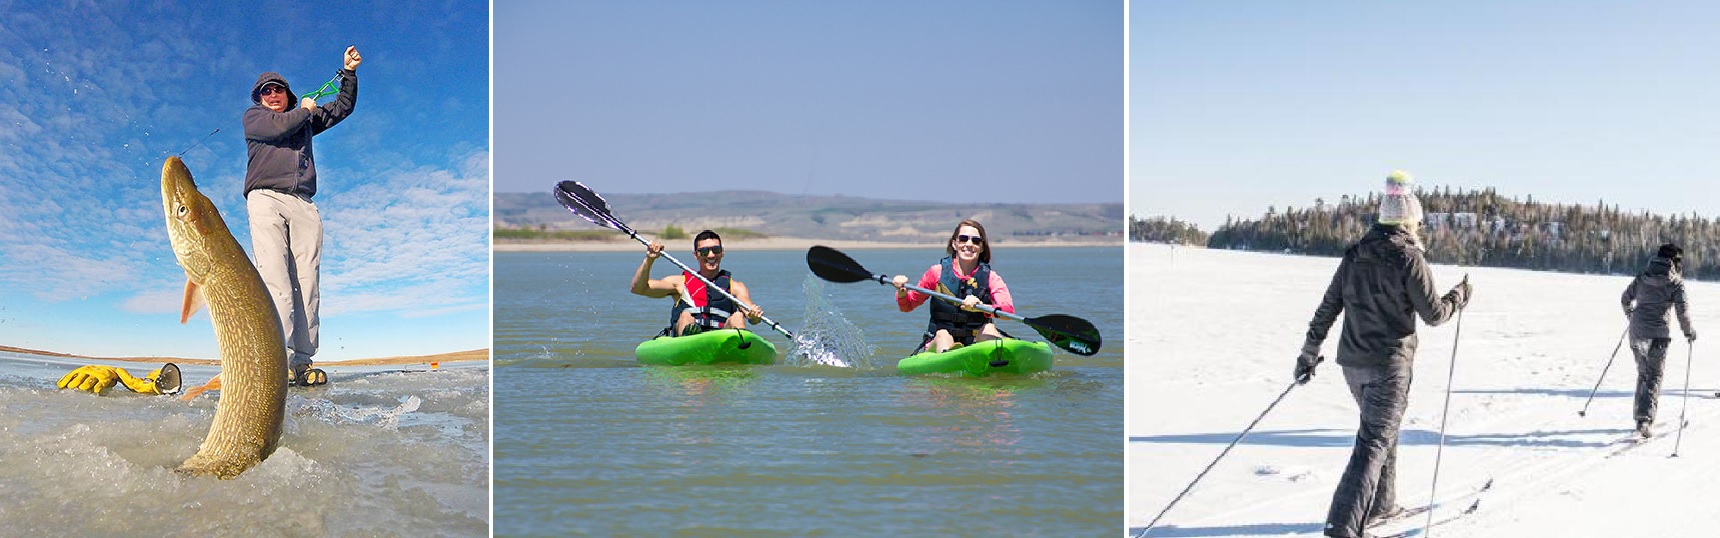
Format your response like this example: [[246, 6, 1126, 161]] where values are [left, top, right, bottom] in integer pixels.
[[880, 276, 1026, 323], [552, 181, 795, 339], [630, 232, 796, 339]]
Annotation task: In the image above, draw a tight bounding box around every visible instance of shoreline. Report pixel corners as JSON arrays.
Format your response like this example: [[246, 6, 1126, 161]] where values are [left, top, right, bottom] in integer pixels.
[[496, 236, 1123, 252], [0, 345, 490, 366]]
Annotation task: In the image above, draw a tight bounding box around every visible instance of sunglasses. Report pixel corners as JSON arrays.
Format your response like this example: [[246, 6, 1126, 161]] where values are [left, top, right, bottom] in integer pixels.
[[260, 85, 287, 96], [954, 234, 984, 245], [697, 245, 723, 256]]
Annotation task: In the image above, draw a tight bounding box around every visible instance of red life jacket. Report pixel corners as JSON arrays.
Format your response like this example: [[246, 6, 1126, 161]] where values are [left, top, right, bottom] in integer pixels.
[[670, 269, 736, 334]]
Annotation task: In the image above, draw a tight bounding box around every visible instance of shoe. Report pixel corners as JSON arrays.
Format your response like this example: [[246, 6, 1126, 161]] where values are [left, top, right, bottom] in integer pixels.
[[1636, 420, 1652, 438], [287, 364, 329, 387], [1365, 504, 1407, 527]]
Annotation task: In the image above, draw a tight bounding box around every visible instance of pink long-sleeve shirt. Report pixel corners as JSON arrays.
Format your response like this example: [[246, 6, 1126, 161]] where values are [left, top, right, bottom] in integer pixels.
[[896, 263, 1014, 315]]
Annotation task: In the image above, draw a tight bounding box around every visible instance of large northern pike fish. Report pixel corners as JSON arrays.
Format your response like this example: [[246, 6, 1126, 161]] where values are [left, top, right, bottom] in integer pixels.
[[161, 156, 287, 479]]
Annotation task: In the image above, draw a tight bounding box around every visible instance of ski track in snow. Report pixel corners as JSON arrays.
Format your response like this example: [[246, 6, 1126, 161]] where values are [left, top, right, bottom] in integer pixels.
[[1128, 244, 1720, 537]]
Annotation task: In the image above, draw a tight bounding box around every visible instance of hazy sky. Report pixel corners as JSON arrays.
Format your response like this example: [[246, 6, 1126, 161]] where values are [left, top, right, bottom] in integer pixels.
[[1132, 1, 1720, 231], [495, 0, 1122, 204], [0, 1, 489, 359]]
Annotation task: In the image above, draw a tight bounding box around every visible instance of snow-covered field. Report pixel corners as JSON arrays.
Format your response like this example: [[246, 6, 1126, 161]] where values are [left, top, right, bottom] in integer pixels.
[[1128, 243, 1720, 537]]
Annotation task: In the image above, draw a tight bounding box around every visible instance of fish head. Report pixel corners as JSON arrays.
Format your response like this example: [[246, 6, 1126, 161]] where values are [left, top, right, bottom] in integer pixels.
[[161, 156, 228, 283]]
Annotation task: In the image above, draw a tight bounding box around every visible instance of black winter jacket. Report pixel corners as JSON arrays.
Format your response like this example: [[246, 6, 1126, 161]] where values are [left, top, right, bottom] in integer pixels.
[[1305, 224, 1462, 369], [1623, 256, 1694, 341], [242, 69, 357, 198]]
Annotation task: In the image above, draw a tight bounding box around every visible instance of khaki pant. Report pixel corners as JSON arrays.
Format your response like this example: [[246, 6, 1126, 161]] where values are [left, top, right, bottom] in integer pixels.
[[246, 189, 321, 368]]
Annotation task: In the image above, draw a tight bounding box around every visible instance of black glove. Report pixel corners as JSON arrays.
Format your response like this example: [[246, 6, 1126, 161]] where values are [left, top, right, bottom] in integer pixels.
[[1688, 330, 1698, 343], [1295, 343, 1322, 385], [1444, 277, 1472, 310], [1624, 305, 1634, 317]]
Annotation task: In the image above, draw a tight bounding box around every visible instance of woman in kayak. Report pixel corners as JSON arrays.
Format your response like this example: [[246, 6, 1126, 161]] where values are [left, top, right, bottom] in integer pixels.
[[891, 219, 1014, 353]]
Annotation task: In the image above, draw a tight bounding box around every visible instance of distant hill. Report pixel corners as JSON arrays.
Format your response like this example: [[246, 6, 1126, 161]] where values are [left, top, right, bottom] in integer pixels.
[[495, 190, 1123, 244]]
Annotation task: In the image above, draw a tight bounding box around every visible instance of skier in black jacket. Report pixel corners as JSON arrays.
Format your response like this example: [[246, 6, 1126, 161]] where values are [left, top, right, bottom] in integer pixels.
[[1295, 172, 1471, 538], [1622, 242, 1697, 437]]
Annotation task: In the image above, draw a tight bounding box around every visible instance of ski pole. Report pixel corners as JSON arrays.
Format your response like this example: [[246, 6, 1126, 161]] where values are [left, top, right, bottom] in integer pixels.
[[1423, 276, 1467, 537], [1673, 341, 1695, 457], [1138, 360, 1320, 536], [1578, 328, 1630, 417]]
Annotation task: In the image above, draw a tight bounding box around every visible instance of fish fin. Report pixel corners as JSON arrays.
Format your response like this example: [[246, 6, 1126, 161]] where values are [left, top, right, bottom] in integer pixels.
[[180, 279, 204, 324], [176, 373, 221, 401]]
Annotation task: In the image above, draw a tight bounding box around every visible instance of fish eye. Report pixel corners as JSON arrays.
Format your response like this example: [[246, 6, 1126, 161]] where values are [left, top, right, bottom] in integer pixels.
[[176, 204, 187, 217]]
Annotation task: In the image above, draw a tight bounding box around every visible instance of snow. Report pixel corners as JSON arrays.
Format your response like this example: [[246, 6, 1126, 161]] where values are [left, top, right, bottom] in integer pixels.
[[1128, 243, 1720, 537]]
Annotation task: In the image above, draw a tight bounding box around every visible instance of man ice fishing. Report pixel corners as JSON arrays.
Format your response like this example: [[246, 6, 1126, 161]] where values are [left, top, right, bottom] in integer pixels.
[[630, 229, 763, 336], [1295, 171, 1471, 538], [243, 45, 361, 386], [1621, 242, 1697, 438]]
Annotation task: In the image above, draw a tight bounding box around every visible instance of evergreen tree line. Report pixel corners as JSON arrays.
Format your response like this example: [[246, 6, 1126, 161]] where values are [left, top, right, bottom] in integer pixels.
[[1200, 188, 1720, 281], [1129, 215, 1210, 245]]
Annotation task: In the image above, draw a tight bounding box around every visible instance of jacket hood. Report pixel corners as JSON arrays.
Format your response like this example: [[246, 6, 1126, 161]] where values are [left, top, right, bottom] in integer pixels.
[[1351, 224, 1416, 265], [251, 72, 296, 104], [1642, 255, 1682, 285]]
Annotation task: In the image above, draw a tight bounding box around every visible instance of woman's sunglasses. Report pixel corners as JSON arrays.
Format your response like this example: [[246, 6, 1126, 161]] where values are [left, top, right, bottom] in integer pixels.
[[954, 234, 984, 245]]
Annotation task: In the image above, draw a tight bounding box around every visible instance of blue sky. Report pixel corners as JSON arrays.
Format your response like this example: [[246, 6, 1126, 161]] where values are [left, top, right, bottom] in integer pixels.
[[494, 0, 1122, 203], [0, 1, 489, 359], [1132, 1, 1720, 231]]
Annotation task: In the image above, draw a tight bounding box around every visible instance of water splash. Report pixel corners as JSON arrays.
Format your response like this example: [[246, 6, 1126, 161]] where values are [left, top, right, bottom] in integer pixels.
[[300, 394, 423, 430], [786, 275, 875, 368]]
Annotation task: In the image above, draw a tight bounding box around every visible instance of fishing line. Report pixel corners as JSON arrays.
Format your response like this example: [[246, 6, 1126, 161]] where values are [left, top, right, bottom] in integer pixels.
[[179, 128, 220, 157]]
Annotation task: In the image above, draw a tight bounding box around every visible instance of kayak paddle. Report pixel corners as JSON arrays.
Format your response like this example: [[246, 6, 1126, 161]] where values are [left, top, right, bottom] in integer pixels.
[[552, 180, 796, 339], [805, 245, 1101, 356]]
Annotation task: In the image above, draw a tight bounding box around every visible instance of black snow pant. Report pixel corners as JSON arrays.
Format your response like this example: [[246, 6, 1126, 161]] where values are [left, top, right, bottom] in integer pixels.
[[1325, 362, 1412, 538], [1632, 337, 1672, 425]]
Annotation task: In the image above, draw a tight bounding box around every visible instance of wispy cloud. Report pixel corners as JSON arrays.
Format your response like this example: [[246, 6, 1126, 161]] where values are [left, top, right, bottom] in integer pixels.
[[319, 150, 491, 316]]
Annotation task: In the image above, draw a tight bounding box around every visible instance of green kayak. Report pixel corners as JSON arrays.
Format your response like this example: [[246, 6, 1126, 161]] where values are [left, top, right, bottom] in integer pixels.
[[896, 339, 1053, 376], [635, 329, 778, 366]]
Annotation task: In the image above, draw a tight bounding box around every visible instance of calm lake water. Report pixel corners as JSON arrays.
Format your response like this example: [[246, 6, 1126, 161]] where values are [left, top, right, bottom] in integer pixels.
[[0, 352, 489, 535], [494, 246, 1122, 536]]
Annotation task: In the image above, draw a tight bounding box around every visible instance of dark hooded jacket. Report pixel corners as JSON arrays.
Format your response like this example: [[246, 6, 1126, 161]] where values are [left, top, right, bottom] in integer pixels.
[[1304, 224, 1462, 369], [1623, 256, 1694, 340], [242, 69, 358, 198]]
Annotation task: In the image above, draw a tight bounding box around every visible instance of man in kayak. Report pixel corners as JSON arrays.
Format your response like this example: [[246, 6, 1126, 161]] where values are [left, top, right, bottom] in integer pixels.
[[891, 219, 1015, 353], [1295, 171, 1470, 538], [631, 229, 763, 336], [1621, 242, 1697, 438]]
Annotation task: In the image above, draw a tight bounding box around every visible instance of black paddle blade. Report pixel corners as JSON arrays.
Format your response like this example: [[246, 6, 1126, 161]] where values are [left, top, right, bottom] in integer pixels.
[[1027, 314, 1102, 356], [807, 246, 879, 284], [553, 180, 621, 230]]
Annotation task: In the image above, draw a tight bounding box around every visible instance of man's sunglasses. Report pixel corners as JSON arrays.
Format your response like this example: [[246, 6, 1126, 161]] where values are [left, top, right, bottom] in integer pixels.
[[260, 85, 287, 96], [697, 246, 723, 256], [954, 234, 984, 245]]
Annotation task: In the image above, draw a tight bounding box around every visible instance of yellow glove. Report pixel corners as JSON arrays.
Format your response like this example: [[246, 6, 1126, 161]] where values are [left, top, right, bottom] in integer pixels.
[[118, 368, 163, 395], [57, 364, 181, 395], [57, 365, 121, 394]]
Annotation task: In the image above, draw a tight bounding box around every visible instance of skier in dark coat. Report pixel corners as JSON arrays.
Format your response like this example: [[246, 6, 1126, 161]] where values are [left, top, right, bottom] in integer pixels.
[[1294, 172, 1471, 538], [1621, 242, 1697, 437]]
